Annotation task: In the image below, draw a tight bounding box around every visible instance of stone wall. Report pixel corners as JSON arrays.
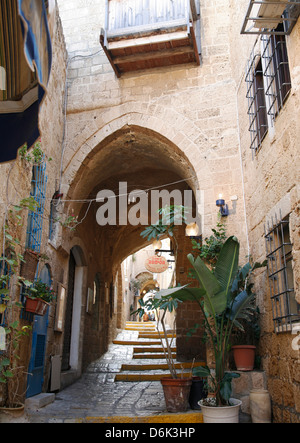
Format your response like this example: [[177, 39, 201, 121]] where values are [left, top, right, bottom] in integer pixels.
[[0, 3, 68, 400], [52, 0, 300, 423], [235, 8, 300, 423]]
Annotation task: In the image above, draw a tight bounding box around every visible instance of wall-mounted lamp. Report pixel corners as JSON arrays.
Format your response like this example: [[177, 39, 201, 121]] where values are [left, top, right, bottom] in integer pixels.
[[216, 194, 229, 216], [152, 239, 162, 250], [185, 222, 200, 237]]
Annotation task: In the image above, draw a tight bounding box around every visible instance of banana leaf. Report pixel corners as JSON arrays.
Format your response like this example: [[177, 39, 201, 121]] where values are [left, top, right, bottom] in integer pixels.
[[214, 236, 239, 295]]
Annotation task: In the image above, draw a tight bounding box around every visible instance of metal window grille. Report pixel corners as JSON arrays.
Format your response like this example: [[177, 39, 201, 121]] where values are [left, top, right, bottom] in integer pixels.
[[25, 161, 48, 253], [264, 212, 300, 332], [21, 161, 47, 322], [245, 51, 268, 155], [261, 31, 291, 122]]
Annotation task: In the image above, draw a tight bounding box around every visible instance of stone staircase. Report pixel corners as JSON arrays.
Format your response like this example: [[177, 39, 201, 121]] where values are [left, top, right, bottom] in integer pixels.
[[114, 322, 267, 421], [114, 321, 204, 382]]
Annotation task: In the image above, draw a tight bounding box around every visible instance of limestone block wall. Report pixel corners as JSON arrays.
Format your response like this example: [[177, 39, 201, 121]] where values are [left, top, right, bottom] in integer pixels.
[[55, 0, 300, 421], [56, 0, 248, 254], [235, 10, 300, 423], [0, 4, 67, 398]]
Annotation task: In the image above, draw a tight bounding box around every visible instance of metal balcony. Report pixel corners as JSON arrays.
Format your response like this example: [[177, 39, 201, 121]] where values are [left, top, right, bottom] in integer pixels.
[[100, 0, 201, 77], [241, 0, 300, 35]]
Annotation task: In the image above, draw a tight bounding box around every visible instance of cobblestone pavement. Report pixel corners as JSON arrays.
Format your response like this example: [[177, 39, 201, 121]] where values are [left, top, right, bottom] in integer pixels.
[[2, 326, 182, 423]]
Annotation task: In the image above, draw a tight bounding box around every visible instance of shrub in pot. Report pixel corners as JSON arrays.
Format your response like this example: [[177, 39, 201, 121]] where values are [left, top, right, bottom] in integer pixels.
[[134, 292, 193, 413], [148, 236, 266, 422], [24, 279, 55, 316]]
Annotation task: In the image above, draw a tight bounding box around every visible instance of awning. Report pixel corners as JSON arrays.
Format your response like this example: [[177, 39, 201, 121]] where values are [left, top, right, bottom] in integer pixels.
[[0, 0, 52, 163]]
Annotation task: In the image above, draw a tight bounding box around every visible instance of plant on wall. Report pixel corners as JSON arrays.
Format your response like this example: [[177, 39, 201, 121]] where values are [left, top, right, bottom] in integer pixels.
[[0, 200, 36, 409]]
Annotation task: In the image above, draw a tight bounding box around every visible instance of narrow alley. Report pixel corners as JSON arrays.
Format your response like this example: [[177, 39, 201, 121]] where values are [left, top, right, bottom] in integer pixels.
[[4, 322, 203, 424], [1, 0, 299, 424]]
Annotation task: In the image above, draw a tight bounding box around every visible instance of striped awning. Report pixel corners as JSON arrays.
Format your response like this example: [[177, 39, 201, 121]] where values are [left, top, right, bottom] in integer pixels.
[[0, 0, 52, 163]]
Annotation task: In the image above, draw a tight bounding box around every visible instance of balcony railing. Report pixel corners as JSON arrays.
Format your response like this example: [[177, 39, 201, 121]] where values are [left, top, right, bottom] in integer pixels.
[[100, 0, 201, 76]]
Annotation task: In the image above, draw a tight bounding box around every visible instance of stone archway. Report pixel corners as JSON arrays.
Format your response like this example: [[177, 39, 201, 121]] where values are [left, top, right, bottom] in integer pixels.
[[58, 123, 204, 367]]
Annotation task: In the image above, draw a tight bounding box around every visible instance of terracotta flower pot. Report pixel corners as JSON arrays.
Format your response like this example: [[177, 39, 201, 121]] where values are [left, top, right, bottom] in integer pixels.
[[232, 345, 256, 371], [0, 403, 25, 418], [161, 377, 192, 412], [25, 297, 49, 316]]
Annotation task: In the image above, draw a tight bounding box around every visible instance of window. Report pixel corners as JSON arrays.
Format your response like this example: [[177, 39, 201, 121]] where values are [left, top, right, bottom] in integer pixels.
[[261, 26, 292, 121], [265, 213, 300, 332], [26, 161, 48, 253], [246, 53, 268, 154], [246, 24, 292, 153]]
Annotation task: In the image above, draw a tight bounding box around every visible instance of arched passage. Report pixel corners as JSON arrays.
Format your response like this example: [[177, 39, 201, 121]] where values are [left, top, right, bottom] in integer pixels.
[[59, 124, 203, 370]]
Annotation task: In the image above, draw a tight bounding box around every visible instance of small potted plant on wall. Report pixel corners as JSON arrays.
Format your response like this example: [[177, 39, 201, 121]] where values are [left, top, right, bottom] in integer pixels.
[[146, 236, 266, 422], [24, 279, 55, 316]]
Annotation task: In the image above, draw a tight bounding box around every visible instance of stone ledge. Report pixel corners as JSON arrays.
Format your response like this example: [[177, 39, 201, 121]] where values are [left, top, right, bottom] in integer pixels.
[[25, 393, 55, 410], [232, 370, 268, 415]]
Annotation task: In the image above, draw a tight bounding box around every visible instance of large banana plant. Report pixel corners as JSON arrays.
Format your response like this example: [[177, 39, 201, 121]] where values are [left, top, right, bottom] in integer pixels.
[[140, 236, 265, 406]]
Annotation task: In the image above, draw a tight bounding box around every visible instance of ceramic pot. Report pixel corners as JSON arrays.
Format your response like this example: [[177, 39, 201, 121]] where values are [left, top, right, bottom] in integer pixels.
[[161, 377, 192, 412], [249, 389, 271, 423], [232, 345, 256, 371], [199, 398, 242, 423], [188, 377, 207, 410], [0, 403, 25, 418]]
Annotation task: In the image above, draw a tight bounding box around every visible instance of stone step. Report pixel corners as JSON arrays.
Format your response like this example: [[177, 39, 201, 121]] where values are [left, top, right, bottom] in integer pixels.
[[115, 372, 193, 382], [138, 333, 174, 339], [113, 340, 161, 346], [133, 346, 176, 353], [121, 362, 205, 371], [85, 412, 203, 423], [133, 353, 177, 359]]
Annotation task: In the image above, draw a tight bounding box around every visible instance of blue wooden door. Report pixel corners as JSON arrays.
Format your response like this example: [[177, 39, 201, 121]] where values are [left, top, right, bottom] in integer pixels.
[[26, 265, 51, 398]]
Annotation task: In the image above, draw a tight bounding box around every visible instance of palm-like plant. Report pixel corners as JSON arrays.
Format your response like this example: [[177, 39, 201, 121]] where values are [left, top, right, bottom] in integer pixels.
[[143, 236, 266, 406]]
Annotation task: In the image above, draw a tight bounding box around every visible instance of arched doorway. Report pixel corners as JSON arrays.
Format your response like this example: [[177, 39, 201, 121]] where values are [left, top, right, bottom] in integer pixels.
[[62, 245, 86, 375]]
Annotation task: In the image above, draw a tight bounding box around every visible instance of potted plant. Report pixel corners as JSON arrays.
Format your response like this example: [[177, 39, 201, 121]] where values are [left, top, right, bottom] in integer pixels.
[[134, 291, 194, 413], [0, 313, 31, 417], [229, 265, 262, 371], [142, 236, 266, 422], [0, 260, 31, 416], [24, 279, 55, 316]]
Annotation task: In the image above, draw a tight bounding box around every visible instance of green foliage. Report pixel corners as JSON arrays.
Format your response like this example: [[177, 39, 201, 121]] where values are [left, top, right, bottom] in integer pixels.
[[140, 204, 187, 241], [137, 236, 266, 406], [25, 279, 55, 303], [18, 139, 49, 164], [191, 219, 227, 267]]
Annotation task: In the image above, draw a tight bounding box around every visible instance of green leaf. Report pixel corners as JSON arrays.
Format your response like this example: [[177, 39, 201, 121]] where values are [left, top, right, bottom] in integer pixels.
[[192, 365, 211, 378], [187, 254, 226, 315], [214, 236, 239, 296], [3, 370, 14, 378], [0, 358, 10, 368], [220, 372, 240, 403]]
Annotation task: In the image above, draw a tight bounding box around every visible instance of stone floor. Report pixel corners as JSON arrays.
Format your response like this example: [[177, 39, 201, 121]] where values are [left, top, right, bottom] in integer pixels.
[[0, 322, 251, 423], [1, 323, 203, 423]]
